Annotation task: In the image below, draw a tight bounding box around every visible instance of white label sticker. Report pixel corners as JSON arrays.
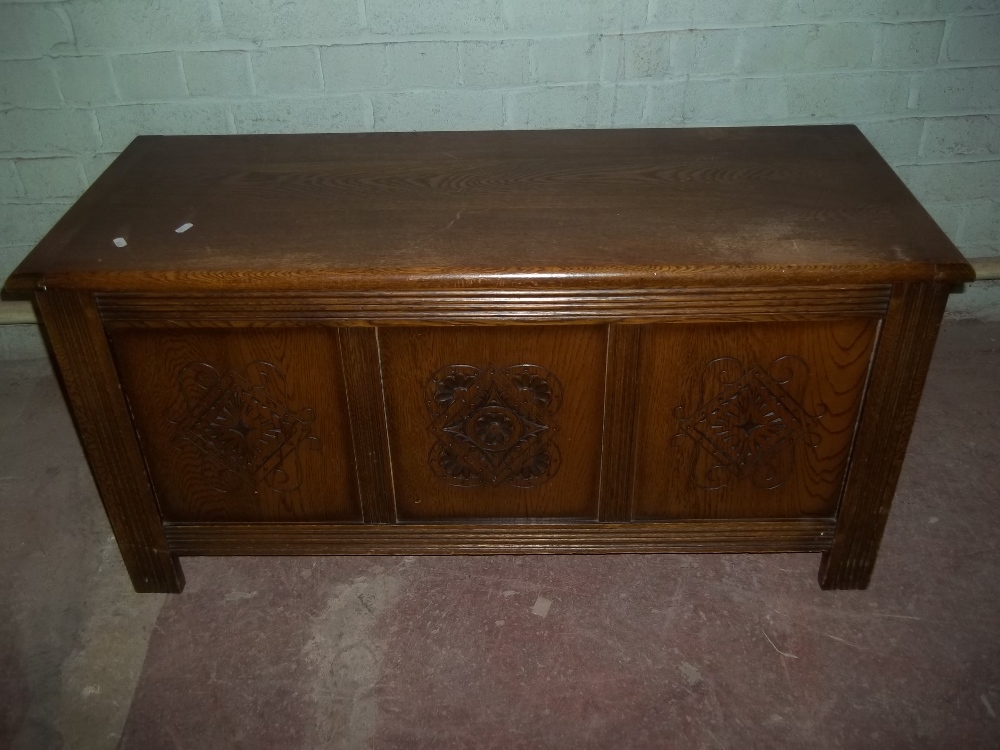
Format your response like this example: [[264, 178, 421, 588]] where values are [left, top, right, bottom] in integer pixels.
[[175, 223, 193, 233], [112, 237, 127, 247]]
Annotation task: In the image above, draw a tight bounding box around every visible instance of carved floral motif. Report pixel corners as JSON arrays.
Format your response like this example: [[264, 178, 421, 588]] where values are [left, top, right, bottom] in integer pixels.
[[672, 356, 825, 490], [168, 361, 319, 496], [426, 364, 563, 488]]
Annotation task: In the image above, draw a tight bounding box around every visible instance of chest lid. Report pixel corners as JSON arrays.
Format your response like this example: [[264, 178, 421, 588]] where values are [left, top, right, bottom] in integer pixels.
[[4, 126, 973, 294]]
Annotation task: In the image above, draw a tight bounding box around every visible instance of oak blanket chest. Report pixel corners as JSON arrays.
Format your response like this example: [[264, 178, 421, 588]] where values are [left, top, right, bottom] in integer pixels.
[[5, 127, 974, 593]]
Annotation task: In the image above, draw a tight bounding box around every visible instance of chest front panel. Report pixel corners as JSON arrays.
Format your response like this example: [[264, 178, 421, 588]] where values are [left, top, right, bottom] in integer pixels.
[[632, 319, 878, 520], [378, 325, 608, 522], [106, 314, 879, 527], [111, 327, 362, 523]]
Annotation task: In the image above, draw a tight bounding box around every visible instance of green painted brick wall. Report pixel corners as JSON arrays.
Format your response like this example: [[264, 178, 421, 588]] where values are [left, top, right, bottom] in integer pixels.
[[0, 0, 998, 358]]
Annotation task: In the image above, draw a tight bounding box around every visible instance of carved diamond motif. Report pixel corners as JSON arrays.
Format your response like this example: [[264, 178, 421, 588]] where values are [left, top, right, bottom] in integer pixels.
[[673, 356, 824, 491], [170, 361, 318, 495], [426, 364, 562, 488], [686, 367, 803, 477]]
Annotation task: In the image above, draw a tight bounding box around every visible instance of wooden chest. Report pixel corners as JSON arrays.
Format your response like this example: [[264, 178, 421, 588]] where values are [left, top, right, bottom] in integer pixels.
[[5, 127, 973, 593]]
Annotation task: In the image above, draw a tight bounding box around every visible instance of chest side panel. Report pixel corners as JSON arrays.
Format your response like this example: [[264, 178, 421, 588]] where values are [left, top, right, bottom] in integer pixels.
[[110, 327, 362, 523]]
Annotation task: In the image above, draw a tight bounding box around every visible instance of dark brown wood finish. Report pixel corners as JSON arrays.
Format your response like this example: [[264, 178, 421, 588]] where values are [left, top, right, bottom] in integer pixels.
[[5, 128, 974, 593], [598, 324, 642, 522], [93, 285, 894, 326], [7, 127, 971, 295], [33, 291, 184, 593], [378, 325, 608, 521], [163, 519, 836, 555], [110, 327, 362, 523], [818, 283, 951, 589], [338, 327, 396, 524], [633, 319, 878, 520]]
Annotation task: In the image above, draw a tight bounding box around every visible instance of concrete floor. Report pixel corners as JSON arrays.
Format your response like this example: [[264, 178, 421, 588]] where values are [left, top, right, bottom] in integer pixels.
[[1, 321, 999, 749]]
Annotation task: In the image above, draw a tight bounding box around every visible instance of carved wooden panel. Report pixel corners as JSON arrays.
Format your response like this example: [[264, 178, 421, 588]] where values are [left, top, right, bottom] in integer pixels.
[[169, 361, 320, 496], [672, 356, 824, 492], [110, 328, 362, 522], [426, 364, 563, 488], [633, 320, 878, 520], [379, 326, 606, 521]]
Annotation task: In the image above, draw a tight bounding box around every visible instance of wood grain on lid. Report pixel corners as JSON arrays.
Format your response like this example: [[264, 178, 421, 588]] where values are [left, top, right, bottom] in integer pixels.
[[4, 126, 974, 294]]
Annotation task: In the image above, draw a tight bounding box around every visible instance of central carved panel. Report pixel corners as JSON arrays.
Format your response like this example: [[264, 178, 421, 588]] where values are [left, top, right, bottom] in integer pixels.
[[426, 364, 563, 488]]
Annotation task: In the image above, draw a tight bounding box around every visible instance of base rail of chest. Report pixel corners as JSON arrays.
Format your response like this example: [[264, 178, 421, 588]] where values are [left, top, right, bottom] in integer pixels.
[[163, 518, 836, 556]]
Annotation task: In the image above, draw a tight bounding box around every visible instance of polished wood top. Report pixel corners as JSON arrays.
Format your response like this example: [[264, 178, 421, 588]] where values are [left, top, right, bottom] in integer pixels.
[[5, 126, 973, 294]]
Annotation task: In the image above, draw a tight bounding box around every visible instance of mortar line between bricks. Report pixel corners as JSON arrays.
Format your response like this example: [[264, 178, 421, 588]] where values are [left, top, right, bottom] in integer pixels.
[[955, 204, 972, 244], [247, 54, 259, 97], [924, 199, 997, 211], [917, 119, 931, 159], [87, 110, 104, 153], [2, 113, 999, 147], [59, 12, 1000, 44], [177, 54, 191, 97], [357, 0, 369, 31], [51, 4, 77, 49], [6, 85, 1000, 109], [894, 157, 1000, 167], [207, 0, 223, 29], [907, 73, 920, 110], [6, 81, 1000, 115], [3, 13, 998, 60], [0, 198, 76, 207], [244, 52, 257, 97], [499, 0, 512, 30], [106, 54, 125, 103], [5, 111, 1000, 162], [937, 18, 952, 66], [315, 48, 326, 92], [9, 45, 1000, 66], [45, 58, 67, 109], [8, 162, 26, 198], [6, 58, 1000, 85], [71, 159, 89, 190]]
